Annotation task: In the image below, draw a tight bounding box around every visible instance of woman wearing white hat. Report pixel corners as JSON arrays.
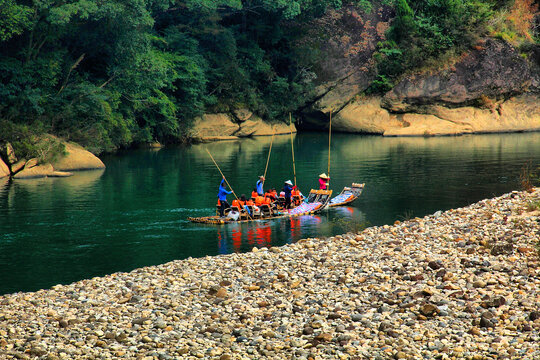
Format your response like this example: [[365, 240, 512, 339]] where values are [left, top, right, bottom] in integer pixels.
[[318, 173, 330, 190]]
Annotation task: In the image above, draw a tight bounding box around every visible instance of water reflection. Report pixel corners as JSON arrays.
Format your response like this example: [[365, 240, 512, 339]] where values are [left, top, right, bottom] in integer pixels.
[[216, 214, 328, 254]]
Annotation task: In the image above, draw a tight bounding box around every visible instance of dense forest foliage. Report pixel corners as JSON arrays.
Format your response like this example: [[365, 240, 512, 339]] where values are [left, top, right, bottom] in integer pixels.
[[0, 0, 538, 156]]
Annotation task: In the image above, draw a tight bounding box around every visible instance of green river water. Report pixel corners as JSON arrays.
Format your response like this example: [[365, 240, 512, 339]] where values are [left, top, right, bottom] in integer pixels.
[[1, 132, 539, 295]]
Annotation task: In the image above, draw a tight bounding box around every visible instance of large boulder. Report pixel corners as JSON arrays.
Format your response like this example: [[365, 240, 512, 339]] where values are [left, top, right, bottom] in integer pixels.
[[332, 97, 401, 134], [51, 142, 105, 171], [249, 117, 296, 136], [189, 114, 240, 142], [13, 163, 54, 179], [385, 94, 540, 136], [0, 143, 17, 165], [235, 120, 259, 137], [11, 159, 26, 174], [0, 158, 10, 178]]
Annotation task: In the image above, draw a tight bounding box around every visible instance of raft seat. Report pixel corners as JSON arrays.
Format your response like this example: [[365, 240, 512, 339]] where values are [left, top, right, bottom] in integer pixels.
[[259, 204, 272, 217], [245, 205, 262, 218], [216, 205, 232, 216]]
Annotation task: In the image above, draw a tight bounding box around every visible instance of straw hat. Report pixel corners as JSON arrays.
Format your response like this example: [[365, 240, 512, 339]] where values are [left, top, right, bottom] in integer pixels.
[[259, 175, 265, 180], [319, 173, 330, 179], [285, 180, 293, 186]]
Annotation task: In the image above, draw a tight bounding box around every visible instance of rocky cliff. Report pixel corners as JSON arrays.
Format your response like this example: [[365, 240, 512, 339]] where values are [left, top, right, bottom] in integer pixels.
[[296, 5, 540, 136]]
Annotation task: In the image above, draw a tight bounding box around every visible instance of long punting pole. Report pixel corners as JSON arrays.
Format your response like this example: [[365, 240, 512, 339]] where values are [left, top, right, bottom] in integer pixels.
[[289, 113, 297, 187], [328, 109, 332, 178], [262, 126, 276, 185], [206, 148, 252, 219]]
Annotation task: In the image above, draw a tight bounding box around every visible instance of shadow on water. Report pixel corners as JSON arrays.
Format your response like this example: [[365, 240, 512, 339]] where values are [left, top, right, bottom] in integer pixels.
[[1, 132, 539, 294]]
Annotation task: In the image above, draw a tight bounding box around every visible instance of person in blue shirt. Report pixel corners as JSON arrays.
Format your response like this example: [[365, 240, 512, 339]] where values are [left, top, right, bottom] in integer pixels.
[[256, 175, 265, 196], [283, 180, 297, 209], [218, 178, 232, 217]]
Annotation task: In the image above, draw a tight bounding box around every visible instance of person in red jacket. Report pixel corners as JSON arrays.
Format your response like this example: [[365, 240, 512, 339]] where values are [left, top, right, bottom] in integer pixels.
[[318, 173, 330, 190]]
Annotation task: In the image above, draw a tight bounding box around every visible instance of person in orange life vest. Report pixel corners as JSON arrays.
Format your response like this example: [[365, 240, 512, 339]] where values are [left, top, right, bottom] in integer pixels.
[[318, 173, 330, 190], [232, 195, 247, 210], [291, 188, 302, 205], [217, 178, 232, 217], [255, 195, 265, 206], [271, 188, 278, 199], [264, 189, 276, 202], [251, 188, 258, 199]]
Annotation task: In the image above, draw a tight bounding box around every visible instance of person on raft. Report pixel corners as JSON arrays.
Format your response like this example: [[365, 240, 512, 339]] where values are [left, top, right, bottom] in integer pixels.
[[256, 175, 265, 196], [217, 177, 232, 217], [283, 180, 297, 209], [318, 173, 330, 190]]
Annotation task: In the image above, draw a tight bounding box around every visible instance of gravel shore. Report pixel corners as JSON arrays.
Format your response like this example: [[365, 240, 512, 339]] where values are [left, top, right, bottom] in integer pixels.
[[1, 189, 539, 360]]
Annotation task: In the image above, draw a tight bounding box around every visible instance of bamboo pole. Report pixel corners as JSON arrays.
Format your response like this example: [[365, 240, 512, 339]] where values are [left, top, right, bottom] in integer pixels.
[[328, 109, 332, 178], [206, 148, 252, 219], [289, 113, 297, 187], [262, 126, 276, 185]]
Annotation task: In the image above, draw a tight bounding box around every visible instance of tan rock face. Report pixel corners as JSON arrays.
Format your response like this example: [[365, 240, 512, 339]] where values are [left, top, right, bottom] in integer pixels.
[[0, 158, 10, 178], [331, 94, 540, 136], [332, 97, 400, 134], [11, 159, 26, 174], [250, 116, 296, 136], [25, 158, 39, 168], [235, 120, 259, 137], [51, 142, 106, 171], [189, 114, 240, 141], [189, 113, 296, 141], [13, 163, 54, 179]]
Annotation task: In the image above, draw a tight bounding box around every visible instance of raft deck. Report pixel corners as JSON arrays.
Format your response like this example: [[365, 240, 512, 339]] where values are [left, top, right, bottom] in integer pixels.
[[328, 183, 365, 207]]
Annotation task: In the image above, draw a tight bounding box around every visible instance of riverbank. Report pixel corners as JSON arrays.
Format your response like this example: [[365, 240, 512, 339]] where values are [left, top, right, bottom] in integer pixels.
[[1, 189, 539, 359]]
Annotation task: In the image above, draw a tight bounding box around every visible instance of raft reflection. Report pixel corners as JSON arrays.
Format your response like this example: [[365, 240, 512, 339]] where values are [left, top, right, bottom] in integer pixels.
[[217, 215, 323, 254]]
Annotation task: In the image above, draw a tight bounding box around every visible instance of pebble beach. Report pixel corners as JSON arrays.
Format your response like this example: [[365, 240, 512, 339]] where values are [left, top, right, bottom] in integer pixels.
[[1, 189, 539, 360]]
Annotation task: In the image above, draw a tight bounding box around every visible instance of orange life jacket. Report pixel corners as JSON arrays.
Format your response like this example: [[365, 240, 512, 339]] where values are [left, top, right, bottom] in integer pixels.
[[251, 191, 258, 199], [255, 196, 264, 206], [246, 199, 254, 206]]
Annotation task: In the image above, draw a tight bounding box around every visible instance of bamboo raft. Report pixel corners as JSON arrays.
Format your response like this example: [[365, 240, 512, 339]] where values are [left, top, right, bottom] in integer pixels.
[[328, 183, 365, 207], [188, 189, 332, 224]]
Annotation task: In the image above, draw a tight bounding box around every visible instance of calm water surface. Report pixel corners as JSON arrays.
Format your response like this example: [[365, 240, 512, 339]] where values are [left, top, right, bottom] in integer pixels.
[[1, 132, 539, 294]]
